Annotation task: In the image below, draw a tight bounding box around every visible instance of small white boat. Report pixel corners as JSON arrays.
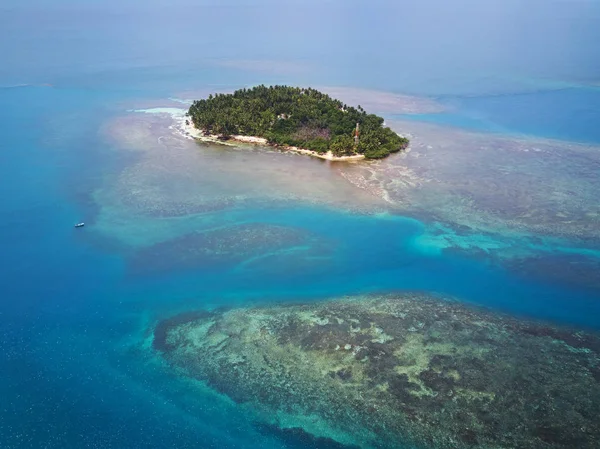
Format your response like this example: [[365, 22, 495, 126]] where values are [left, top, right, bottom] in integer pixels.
[[74, 222, 85, 228]]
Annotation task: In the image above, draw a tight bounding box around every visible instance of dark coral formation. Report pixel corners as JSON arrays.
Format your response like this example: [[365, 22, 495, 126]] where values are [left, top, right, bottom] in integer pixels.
[[129, 223, 325, 274], [506, 253, 600, 291], [155, 294, 600, 448], [253, 423, 361, 449]]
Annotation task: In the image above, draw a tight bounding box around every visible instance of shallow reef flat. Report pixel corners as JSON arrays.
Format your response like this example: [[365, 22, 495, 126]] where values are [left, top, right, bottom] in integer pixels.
[[104, 113, 387, 214], [155, 294, 600, 449], [367, 119, 600, 243]]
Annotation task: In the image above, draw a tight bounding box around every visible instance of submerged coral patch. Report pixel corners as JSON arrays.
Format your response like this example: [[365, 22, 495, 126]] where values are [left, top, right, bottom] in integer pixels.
[[155, 294, 600, 449], [506, 253, 600, 290], [128, 223, 325, 275]]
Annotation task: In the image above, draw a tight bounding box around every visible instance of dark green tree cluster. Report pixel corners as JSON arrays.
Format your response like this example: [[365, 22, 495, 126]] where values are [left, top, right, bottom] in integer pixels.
[[188, 85, 409, 159]]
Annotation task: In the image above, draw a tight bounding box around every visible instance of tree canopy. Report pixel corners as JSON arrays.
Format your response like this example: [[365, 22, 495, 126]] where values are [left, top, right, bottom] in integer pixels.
[[188, 85, 409, 159]]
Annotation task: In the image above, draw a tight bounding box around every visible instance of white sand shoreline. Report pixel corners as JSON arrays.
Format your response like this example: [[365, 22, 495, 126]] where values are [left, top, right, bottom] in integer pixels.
[[179, 115, 365, 162]]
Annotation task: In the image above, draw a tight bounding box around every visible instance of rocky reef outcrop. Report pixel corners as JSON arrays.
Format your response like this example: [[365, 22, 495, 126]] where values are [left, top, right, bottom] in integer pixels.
[[155, 294, 600, 448]]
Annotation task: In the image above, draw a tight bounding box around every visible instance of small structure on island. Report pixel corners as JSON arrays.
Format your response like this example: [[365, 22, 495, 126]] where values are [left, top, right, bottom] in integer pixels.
[[354, 122, 360, 147]]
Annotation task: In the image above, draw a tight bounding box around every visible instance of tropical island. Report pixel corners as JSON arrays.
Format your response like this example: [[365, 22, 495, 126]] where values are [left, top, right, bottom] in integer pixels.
[[186, 85, 409, 160]]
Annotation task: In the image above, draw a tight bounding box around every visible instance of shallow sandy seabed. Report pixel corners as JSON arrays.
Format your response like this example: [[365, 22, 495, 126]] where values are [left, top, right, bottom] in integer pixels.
[[95, 112, 387, 247], [379, 119, 600, 241]]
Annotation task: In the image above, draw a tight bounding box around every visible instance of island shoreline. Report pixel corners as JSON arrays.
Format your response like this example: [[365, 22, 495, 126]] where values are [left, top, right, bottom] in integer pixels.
[[180, 116, 366, 162]]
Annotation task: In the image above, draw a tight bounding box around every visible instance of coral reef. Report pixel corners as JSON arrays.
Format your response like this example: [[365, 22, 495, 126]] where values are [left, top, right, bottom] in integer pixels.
[[129, 223, 320, 274], [505, 254, 600, 290], [155, 294, 600, 448]]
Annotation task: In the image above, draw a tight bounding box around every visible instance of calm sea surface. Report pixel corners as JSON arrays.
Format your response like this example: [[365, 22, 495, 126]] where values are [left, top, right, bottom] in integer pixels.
[[1, 1, 599, 447]]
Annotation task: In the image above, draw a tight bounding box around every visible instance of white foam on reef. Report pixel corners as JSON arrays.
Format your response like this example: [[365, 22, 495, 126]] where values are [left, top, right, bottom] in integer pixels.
[[130, 105, 368, 160], [130, 107, 205, 141]]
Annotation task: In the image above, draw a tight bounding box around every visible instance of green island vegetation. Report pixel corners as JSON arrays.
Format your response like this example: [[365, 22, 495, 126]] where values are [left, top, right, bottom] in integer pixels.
[[187, 85, 409, 159]]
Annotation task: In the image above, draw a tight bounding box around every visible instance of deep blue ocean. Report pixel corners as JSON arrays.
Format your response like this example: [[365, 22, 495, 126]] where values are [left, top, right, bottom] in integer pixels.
[[1, 1, 600, 448]]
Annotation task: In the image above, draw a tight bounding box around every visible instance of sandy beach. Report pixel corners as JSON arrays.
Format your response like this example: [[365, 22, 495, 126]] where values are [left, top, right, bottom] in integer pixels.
[[179, 114, 365, 161]]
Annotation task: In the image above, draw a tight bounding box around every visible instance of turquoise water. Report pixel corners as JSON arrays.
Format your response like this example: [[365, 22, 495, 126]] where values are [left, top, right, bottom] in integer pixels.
[[2, 1, 600, 448], [2, 82, 599, 448], [396, 86, 600, 143]]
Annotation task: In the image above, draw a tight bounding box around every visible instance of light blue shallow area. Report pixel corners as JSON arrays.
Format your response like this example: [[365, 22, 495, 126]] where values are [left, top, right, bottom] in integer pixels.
[[396, 86, 600, 144]]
